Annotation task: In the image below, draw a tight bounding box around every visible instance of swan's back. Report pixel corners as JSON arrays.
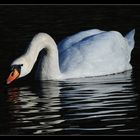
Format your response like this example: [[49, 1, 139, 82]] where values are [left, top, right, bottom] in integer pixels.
[[58, 29, 104, 53], [58, 29, 135, 78]]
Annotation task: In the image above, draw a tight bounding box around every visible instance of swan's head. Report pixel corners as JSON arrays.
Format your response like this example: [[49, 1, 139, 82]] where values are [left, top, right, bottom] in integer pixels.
[[6, 57, 32, 84]]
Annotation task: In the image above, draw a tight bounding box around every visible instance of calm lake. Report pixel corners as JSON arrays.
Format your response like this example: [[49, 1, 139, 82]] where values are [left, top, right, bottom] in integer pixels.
[[0, 4, 140, 135]]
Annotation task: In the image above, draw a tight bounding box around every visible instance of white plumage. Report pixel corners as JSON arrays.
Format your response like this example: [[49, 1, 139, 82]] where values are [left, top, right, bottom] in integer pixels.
[[11, 29, 135, 81]]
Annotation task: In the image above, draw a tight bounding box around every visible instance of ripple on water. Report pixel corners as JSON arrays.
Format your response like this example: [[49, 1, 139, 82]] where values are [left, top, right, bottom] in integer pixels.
[[0, 71, 139, 135]]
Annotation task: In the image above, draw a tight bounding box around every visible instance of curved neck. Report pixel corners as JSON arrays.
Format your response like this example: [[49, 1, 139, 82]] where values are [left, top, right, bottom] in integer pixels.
[[25, 33, 61, 80]]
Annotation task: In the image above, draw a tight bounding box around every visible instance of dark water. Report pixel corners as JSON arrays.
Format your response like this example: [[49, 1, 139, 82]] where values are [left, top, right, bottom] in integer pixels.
[[0, 5, 140, 135]]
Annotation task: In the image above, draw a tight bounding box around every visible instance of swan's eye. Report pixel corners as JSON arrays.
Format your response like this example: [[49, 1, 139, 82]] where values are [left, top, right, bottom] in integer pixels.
[[11, 64, 23, 73]]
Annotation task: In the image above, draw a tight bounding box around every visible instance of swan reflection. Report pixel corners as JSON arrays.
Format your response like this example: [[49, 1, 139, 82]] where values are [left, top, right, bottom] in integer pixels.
[[7, 81, 63, 134], [6, 71, 139, 135]]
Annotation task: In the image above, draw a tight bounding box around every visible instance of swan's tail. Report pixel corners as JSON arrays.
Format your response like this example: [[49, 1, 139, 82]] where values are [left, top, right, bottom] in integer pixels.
[[125, 29, 135, 51]]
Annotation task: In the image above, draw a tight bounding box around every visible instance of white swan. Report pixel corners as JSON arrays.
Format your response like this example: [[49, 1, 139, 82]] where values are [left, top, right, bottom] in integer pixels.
[[6, 29, 135, 84]]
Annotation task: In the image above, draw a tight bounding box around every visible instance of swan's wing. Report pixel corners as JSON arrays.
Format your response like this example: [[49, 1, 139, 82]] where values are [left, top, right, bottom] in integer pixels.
[[59, 31, 107, 73], [58, 29, 105, 73], [58, 29, 104, 53], [59, 31, 131, 77]]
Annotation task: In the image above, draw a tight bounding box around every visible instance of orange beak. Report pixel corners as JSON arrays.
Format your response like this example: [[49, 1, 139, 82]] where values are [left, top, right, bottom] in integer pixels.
[[7, 69, 20, 84]]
